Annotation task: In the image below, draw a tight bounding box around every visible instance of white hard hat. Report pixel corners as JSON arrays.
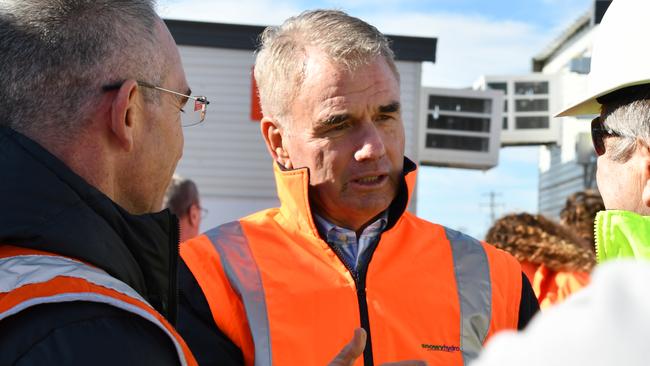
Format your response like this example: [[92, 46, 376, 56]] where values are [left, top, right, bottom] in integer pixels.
[[557, 0, 650, 117]]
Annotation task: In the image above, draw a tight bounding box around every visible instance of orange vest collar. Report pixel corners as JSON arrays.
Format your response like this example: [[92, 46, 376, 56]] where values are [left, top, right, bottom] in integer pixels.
[[273, 164, 320, 238]]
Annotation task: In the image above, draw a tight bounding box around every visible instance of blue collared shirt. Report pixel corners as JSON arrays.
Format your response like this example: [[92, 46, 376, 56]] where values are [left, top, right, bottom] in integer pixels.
[[313, 212, 388, 270]]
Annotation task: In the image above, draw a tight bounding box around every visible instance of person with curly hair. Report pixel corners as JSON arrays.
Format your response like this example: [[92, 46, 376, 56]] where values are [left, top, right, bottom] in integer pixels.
[[473, 1, 650, 364], [486, 213, 596, 309], [560, 189, 605, 252]]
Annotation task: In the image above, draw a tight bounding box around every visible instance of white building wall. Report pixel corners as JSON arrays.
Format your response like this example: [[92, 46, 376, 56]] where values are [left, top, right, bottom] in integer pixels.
[[537, 26, 597, 219], [174, 45, 423, 230], [396, 62, 422, 163], [538, 145, 587, 218], [541, 27, 595, 75]]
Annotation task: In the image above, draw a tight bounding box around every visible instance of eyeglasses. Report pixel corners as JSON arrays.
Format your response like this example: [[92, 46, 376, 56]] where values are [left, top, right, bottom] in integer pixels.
[[200, 207, 209, 219], [591, 117, 620, 156], [102, 80, 210, 127]]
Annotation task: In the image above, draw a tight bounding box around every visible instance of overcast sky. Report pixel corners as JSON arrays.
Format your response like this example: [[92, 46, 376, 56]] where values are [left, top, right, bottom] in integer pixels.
[[159, 0, 593, 238]]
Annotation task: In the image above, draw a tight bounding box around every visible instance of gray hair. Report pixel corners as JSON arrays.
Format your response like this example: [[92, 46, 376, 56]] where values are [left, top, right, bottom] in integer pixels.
[[0, 0, 163, 139], [163, 175, 199, 218], [600, 87, 650, 162], [253, 9, 398, 123]]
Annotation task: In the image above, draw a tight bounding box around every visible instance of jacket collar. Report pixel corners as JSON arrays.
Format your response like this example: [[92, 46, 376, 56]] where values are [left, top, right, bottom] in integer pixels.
[[274, 157, 418, 238], [595, 210, 650, 263], [0, 127, 179, 319]]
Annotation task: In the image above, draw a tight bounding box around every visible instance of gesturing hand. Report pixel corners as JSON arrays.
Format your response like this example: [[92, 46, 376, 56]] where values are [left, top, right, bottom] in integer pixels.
[[328, 328, 428, 366]]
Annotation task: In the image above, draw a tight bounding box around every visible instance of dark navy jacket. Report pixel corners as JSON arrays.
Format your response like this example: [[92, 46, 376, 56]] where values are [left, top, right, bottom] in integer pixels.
[[0, 127, 183, 365]]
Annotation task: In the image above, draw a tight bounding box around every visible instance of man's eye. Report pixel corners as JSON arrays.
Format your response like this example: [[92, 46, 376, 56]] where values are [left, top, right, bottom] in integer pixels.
[[179, 96, 189, 110], [332, 122, 349, 131], [376, 114, 393, 122]]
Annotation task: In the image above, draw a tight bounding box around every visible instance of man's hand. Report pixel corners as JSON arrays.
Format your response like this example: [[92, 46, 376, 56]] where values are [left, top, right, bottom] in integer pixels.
[[329, 328, 367, 366], [328, 328, 428, 366]]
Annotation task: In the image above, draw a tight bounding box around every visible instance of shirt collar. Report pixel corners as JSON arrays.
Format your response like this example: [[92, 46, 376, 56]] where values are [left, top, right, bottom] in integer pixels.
[[313, 211, 389, 242]]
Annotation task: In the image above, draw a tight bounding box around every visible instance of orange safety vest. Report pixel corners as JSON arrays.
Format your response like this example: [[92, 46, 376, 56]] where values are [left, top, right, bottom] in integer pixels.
[[0, 245, 197, 366], [181, 164, 523, 366], [520, 261, 590, 310]]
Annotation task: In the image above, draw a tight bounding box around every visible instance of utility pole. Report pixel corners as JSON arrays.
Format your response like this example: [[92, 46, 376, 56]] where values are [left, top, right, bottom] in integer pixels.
[[481, 191, 504, 224]]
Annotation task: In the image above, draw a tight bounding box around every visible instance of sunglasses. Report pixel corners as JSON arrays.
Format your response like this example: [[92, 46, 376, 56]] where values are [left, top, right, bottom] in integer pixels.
[[591, 117, 620, 156]]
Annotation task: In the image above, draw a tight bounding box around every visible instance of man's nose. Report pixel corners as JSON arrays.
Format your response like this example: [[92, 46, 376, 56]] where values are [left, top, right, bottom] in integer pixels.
[[354, 122, 386, 161]]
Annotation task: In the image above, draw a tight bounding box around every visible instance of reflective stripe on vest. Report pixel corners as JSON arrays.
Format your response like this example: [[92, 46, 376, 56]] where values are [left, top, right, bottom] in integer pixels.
[[204, 222, 272, 366], [204, 222, 492, 365], [0, 253, 196, 366], [444, 227, 491, 364]]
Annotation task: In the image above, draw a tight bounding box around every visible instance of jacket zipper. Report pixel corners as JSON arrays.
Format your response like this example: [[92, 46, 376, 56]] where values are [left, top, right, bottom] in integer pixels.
[[168, 212, 181, 326], [326, 240, 379, 366]]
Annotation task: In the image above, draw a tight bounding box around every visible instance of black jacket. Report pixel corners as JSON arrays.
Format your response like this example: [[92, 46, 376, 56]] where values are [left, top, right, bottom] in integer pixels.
[[0, 127, 182, 365], [177, 159, 539, 366]]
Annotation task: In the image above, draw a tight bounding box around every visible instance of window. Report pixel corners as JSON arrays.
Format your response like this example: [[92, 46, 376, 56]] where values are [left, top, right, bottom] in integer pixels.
[[427, 114, 491, 132], [515, 116, 549, 129], [570, 57, 591, 75], [428, 96, 492, 113], [426, 134, 490, 152], [487, 82, 508, 94], [515, 99, 549, 112], [514, 81, 548, 95]]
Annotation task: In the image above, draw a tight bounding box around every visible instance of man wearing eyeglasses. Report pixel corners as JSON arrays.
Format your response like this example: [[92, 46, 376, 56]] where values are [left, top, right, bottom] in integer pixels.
[[471, 0, 650, 365], [164, 176, 206, 242], [0, 1, 207, 365]]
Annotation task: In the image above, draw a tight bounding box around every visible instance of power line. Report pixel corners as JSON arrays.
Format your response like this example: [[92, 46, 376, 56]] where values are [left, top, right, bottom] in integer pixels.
[[480, 191, 504, 224]]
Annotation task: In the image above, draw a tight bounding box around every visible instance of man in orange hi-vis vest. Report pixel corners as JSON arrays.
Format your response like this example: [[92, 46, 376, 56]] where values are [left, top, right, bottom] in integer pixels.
[[0, 1, 206, 364], [177, 9, 539, 366]]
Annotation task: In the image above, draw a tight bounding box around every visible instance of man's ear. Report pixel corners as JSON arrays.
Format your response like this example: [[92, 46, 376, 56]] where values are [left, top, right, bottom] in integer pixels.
[[260, 116, 292, 169], [188, 203, 200, 228], [640, 144, 650, 207], [109, 79, 140, 152]]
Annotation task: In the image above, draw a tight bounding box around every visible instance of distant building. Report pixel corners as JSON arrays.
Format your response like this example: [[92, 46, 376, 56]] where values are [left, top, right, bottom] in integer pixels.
[[474, 0, 611, 220], [533, 0, 611, 219], [419, 87, 503, 170], [474, 73, 560, 146]]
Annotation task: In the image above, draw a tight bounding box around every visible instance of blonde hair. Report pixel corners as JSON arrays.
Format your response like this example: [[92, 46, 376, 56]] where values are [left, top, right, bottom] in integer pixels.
[[253, 9, 398, 122]]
